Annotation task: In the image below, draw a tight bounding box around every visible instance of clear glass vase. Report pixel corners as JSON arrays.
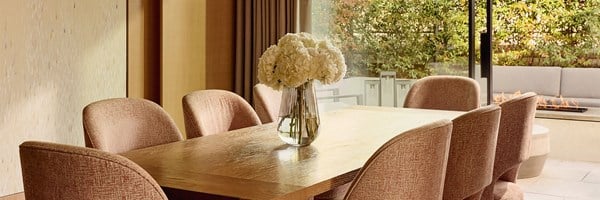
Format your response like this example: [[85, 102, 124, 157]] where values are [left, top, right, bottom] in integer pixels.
[[277, 80, 320, 146]]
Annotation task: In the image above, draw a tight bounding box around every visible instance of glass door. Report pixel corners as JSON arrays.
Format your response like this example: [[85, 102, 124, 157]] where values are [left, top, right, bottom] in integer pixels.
[[306, 0, 492, 107]]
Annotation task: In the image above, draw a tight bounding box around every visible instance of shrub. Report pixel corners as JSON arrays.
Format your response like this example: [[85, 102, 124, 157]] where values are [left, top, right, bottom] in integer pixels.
[[312, 0, 600, 78]]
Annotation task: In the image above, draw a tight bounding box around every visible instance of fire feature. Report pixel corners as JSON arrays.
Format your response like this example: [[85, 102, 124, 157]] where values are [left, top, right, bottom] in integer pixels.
[[494, 92, 588, 113]]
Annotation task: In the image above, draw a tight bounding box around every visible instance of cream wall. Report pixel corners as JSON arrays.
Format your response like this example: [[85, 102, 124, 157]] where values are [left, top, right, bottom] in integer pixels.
[[535, 118, 600, 163], [0, 0, 126, 196]]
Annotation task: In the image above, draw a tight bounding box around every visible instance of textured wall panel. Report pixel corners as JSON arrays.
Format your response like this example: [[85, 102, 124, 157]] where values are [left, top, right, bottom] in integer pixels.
[[162, 0, 206, 134], [0, 0, 126, 196]]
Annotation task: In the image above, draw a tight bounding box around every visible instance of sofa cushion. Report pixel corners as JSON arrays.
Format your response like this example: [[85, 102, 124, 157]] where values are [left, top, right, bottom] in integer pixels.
[[560, 68, 600, 99], [493, 66, 562, 96]]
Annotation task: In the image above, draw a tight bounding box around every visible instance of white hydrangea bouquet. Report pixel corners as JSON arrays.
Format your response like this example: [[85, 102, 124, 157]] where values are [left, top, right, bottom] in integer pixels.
[[257, 33, 346, 146], [257, 32, 346, 90]]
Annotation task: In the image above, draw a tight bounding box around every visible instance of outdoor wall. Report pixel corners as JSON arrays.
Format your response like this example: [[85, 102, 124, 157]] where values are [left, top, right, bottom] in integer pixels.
[[0, 0, 126, 196], [535, 118, 600, 163]]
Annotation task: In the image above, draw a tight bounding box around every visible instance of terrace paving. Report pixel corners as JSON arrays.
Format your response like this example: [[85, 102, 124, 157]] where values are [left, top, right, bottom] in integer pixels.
[[519, 159, 600, 200]]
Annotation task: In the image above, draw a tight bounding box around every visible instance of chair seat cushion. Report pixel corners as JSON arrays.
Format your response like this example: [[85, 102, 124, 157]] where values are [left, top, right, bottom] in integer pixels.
[[493, 181, 524, 200]]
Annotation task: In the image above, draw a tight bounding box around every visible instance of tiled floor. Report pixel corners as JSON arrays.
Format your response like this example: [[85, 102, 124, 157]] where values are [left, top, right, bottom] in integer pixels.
[[518, 159, 600, 200]]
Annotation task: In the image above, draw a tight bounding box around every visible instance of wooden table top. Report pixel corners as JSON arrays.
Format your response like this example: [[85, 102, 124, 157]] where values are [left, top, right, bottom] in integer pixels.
[[121, 106, 464, 200]]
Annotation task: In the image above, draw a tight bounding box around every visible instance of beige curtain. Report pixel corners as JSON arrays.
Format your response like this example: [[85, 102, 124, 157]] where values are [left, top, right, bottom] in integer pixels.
[[235, 0, 298, 102]]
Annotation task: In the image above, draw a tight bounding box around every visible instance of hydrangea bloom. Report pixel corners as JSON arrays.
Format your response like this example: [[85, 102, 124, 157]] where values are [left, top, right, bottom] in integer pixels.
[[257, 33, 347, 90]]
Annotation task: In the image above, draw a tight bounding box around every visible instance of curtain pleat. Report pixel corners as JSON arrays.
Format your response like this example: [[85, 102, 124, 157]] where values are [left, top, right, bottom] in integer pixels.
[[234, 0, 298, 103]]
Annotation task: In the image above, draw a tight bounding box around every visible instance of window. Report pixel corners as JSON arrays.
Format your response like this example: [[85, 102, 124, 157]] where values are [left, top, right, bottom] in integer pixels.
[[306, 0, 485, 107]]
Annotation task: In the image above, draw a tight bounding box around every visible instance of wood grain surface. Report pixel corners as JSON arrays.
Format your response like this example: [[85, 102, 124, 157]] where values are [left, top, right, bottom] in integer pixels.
[[121, 106, 463, 199]]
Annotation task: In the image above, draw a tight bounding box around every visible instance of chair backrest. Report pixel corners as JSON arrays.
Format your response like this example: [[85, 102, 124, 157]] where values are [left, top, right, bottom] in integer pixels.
[[444, 105, 501, 200], [344, 120, 453, 200], [404, 76, 480, 111], [20, 141, 167, 200], [83, 98, 182, 154], [253, 84, 282, 124], [494, 92, 537, 181], [182, 90, 261, 139], [481, 92, 537, 200]]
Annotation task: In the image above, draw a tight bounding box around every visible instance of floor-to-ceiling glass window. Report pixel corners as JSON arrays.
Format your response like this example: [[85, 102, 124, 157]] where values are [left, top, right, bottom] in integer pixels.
[[489, 2, 600, 198], [306, 0, 490, 108], [305, 1, 600, 198], [491, 0, 600, 102]]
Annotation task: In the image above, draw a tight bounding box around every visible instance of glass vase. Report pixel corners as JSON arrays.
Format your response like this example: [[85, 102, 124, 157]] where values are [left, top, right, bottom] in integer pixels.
[[277, 80, 320, 146]]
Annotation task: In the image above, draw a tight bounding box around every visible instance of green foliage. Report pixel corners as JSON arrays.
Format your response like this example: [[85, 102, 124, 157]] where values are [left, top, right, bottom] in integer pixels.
[[322, 0, 471, 78], [312, 0, 600, 78], [493, 0, 600, 68]]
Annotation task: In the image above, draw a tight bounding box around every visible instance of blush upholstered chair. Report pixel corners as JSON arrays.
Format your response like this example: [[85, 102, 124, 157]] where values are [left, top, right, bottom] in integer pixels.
[[342, 120, 453, 200], [316, 120, 454, 200], [19, 141, 168, 200], [482, 92, 537, 200], [83, 98, 183, 154], [404, 76, 481, 111], [182, 90, 261, 138], [253, 84, 282, 124], [315, 120, 452, 200], [444, 105, 501, 200]]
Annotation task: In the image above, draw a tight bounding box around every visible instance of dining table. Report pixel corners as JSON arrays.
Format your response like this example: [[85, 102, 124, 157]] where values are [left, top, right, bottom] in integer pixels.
[[120, 105, 464, 200]]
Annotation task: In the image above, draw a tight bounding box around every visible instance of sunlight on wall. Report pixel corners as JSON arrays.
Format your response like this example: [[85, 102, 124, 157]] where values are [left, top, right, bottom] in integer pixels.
[[0, 0, 126, 196]]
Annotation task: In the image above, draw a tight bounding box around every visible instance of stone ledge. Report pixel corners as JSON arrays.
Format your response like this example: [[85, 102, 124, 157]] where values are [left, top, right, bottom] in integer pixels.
[[535, 118, 600, 162], [535, 107, 600, 122]]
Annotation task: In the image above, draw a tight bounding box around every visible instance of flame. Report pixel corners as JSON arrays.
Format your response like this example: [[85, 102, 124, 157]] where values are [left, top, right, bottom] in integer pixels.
[[571, 99, 580, 107], [559, 96, 569, 107], [493, 91, 521, 105], [496, 92, 580, 110], [537, 96, 548, 108], [549, 98, 559, 108], [493, 92, 506, 104]]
